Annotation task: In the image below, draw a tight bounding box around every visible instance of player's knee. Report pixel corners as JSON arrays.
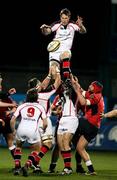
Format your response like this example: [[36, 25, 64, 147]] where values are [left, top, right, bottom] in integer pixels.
[[49, 60, 60, 79], [49, 60, 60, 69], [60, 51, 71, 61]]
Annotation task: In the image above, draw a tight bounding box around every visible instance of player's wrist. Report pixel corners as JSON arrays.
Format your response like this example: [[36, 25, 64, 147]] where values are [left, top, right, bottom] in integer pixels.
[[47, 74, 52, 79]]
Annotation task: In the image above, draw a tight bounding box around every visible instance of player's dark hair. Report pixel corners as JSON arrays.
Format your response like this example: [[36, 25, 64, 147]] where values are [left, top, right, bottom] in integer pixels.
[[26, 88, 38, 102], [28, 78, 40, 89], [60, 8, 71, 17]]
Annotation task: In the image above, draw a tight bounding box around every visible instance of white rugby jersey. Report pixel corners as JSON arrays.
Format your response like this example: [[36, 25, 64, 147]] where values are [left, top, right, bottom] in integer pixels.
[[51, 22, 80, 51], [37, 88, 56, 116], [62, 94, 76, 117], [13, 102, 47, 131]]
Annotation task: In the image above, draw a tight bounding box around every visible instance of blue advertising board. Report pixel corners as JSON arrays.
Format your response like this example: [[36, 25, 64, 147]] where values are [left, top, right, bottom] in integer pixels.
[[88, 120, 117, 150]]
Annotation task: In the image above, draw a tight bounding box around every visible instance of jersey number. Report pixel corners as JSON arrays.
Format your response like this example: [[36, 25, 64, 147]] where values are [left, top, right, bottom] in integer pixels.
[[27, 107, 35, 117]]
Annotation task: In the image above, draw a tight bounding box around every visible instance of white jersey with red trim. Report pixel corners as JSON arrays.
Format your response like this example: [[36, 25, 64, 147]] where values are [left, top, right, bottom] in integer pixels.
[[13, 102, 47, 144], [62, 94, 76, 117], [37, 88, 56, 117], [14, 102, 47, 130], [37, 88, 56, 139], [57, 93, 78, 135], [51, 22, 80, 51]]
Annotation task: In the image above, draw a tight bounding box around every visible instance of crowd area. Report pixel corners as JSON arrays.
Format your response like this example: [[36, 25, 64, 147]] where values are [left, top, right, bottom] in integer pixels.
[[0, 8, 117, 177]]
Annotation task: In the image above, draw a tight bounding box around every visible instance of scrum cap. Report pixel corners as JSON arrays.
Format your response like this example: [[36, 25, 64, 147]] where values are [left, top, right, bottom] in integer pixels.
[[91, 81, 103, 93]]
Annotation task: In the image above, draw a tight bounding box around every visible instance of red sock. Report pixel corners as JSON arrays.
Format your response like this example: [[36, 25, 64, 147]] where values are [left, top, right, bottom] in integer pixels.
[[14, 148, 22, 168], [61, 150, 72, 168], [37, 145, 49, 163]]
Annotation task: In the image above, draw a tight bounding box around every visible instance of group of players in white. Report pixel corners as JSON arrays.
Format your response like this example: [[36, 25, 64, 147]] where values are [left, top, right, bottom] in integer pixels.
[[10, 63, 80, 176]]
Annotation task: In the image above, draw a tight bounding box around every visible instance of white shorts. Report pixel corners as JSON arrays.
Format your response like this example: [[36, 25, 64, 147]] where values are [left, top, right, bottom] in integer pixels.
[[16, 126, 41, 144], [49, 49, 71, 63], [39, 117, 53, 141], [57, 116, 78, 135]]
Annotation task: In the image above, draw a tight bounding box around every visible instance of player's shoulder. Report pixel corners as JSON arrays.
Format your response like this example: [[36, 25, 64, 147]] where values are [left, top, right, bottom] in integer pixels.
[[18, 102, 27, 108], [92, 93, 103, 103], [51, 20, 60, 26], [69, 20, 79, 29], [36, 103, 46, 111]]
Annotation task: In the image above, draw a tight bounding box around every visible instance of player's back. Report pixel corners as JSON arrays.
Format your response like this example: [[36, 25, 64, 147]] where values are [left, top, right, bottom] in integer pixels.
[[14, 102, 46, 131]]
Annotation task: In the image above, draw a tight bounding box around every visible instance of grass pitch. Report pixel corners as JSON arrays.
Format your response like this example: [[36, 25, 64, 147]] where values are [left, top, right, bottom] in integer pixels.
[[0, 147, 117, 180]]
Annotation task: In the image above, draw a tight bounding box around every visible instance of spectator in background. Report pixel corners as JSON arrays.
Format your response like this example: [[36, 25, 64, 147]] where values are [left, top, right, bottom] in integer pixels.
[[70, 74, 104, 175], [40, 8, 86, 81]]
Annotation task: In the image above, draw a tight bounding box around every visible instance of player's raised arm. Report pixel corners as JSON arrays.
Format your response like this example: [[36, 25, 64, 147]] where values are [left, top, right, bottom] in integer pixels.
[[100, 109, 117, 118], [76, 16, 87, 34], [40, 24, 52, 35]]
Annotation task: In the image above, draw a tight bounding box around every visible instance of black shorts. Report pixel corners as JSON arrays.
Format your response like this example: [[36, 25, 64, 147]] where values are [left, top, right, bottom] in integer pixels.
[[72, 117, 98, 145]]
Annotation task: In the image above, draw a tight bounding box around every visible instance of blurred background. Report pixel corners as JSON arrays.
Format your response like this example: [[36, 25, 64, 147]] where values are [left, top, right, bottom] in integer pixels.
[[0, 0, 117, 150]]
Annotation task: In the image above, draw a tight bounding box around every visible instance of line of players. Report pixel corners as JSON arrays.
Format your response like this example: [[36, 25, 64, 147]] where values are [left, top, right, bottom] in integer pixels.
[[0, 64, 106, 177]]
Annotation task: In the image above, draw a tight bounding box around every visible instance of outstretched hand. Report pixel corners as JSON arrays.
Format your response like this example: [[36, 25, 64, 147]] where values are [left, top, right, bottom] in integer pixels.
[[40, 24, 51, 29], [76, 16, 83, 26], [100, 112, 105, 119]]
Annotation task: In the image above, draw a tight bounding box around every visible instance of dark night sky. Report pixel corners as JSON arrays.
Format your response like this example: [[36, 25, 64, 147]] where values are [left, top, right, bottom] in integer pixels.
[[1, 0, 111, 70]]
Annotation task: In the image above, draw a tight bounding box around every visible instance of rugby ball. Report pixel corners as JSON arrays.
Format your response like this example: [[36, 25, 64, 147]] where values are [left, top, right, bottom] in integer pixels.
[[47, 40, 60, 52]]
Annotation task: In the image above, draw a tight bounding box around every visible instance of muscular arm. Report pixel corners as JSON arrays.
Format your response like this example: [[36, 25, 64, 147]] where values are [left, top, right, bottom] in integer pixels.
[[53, 73, 61, 90], [76, 16, 87, 34], [70, 74, 89, 106], [79, 24, 87, 34], [70, 74, 84, 95], [76, 89, 87, 106], [0, 101, 17, 107], [102, 109, 117, 118], [38, 67, 53, 91], [41, 76, 51, 90]]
